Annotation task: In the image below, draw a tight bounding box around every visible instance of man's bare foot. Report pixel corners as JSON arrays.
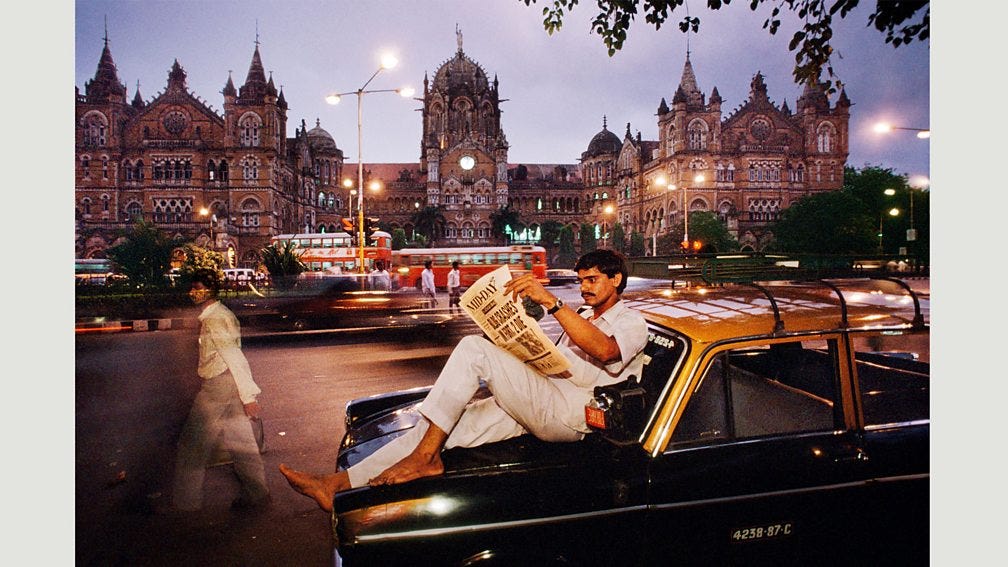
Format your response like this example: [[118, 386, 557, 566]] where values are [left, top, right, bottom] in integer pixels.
[[368, 451, 445, 486], [278, 463, 348, 513]]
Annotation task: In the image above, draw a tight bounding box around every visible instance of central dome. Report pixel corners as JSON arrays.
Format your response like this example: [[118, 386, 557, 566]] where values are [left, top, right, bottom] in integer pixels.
[[306, 119, 339, 154], [582, 125, 621, 159], [432, 51, 490, 96]]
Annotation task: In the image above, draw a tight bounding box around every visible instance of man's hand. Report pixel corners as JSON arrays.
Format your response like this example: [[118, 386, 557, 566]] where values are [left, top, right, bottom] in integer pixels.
[[503, 273, 556, 310], [243, 400, 261, 419]]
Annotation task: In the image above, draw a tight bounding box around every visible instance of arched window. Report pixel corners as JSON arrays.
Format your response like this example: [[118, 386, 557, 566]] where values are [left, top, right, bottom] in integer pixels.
[[81, 112, 107, 147], [81, 197, 92, 215], [816, 123, 836, 153], [207, 160, 216, 181], [101, 194, 110, 212], [687, 119, 708, 150], [239, 113, 262, 147], [126, 201, 142, 222], [241, 156, 259, 182], [241, 197, 261, 227], [666, 124, 676, 155], [219, 160, 229, 181]]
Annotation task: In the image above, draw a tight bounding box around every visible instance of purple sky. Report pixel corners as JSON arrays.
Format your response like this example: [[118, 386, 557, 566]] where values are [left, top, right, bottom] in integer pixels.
[[75, 0, 930, 178]]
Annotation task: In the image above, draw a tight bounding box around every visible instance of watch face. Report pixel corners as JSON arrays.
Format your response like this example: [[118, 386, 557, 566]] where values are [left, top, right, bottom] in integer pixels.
[[459, 155, 476, 170]]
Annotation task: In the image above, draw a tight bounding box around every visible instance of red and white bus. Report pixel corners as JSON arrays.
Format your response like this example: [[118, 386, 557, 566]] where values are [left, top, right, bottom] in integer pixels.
[[271, 231, 392, 273], [391, 245, 548, 290]]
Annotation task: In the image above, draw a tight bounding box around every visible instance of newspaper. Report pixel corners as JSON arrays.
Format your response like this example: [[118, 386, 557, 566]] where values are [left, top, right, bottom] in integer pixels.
[[459, 266, 571, 376]]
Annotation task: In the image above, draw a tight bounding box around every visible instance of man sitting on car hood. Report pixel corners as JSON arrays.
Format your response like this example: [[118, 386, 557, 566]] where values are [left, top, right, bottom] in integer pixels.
[[280, 249, 647, 511]]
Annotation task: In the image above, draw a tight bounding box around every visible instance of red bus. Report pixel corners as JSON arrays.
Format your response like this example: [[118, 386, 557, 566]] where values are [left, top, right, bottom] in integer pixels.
[[391, 245, 548, 290], [271, 231, 392, 273]]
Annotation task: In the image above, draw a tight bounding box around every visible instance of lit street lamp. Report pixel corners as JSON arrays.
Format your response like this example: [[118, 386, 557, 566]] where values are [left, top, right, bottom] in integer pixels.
[[199, 207, 216, 249], [326, 53, 414, 273], [873, 122, 930, 139], [879, 207, 900, 254], [602, 204, 614, 248]]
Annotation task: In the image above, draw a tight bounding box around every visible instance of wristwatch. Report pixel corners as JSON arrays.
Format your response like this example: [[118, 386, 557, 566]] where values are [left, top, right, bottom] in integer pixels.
[[547, 298, 564, 315]]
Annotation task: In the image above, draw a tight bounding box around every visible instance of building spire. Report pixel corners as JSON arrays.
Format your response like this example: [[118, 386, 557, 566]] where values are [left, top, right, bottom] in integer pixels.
[[456, 23, 463, 53]]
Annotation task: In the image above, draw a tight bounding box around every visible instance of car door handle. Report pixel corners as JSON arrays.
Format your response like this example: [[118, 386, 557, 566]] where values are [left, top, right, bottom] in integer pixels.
[[831, 448, 868, 464]]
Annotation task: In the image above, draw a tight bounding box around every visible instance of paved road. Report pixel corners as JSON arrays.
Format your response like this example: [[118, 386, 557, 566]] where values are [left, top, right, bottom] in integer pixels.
[[74, 284, 585, 566], [76, 327, 458, 566]]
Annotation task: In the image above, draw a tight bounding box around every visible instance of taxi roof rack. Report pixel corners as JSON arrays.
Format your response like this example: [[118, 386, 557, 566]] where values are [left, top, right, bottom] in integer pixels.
[[740, 276, 925, 334]]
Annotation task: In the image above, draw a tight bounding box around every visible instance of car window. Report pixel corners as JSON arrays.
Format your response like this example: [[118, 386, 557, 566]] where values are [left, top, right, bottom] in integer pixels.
[[852, 328, 929, 428], [671, 339, 839, 446]]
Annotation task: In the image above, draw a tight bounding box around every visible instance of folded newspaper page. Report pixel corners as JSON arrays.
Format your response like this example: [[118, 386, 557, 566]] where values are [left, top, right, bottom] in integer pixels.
[[460, 266, 571, 376]]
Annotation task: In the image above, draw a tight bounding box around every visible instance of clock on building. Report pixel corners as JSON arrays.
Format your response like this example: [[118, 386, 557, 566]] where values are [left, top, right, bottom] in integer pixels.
[[459, 155, 476, 170]]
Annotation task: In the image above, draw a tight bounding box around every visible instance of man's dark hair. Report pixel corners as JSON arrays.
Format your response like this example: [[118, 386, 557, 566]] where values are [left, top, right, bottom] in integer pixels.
[[575, 249, 630, 293], [452, 261, 459, 269], [191, 269, 222, 294], [424, 260, 432, 269]]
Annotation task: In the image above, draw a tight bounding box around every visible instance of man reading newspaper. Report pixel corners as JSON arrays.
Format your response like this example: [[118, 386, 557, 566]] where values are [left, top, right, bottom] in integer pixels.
[[280, 250, 648, 511]]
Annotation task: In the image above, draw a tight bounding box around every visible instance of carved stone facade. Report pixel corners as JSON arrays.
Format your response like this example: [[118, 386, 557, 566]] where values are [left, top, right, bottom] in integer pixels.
[[76, 34, 849, 266], [610, 55, 850, 252]]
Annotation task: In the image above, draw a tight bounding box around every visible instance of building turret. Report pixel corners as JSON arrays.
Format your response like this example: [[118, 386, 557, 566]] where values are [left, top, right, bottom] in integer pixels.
[[84, 35, 128, 105]]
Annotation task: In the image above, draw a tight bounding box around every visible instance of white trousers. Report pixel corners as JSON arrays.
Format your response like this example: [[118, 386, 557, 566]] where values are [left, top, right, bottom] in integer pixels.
[[347, 335, 590, 488], [172, 371, 270, 510]]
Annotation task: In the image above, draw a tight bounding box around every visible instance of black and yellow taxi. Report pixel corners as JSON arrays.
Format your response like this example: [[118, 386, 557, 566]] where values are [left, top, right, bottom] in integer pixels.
[[329, 278, 929, 566]]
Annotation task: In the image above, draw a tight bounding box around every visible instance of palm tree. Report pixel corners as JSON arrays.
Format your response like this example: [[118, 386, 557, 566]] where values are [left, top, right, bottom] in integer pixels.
[[260, 240, 306, 289], [411, 205, 446, 247], [489, 205, 521, 245]]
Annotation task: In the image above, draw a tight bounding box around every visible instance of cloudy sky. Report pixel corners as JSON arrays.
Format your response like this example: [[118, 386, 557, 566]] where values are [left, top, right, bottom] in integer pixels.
[[74, 0, 930, 178]]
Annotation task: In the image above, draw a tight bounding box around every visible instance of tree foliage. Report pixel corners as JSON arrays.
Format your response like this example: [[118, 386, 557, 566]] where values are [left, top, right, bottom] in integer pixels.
[[611, 222, 627, 252], [410, 205, 446, 246], [578, 222, 597, 254], [106, 220, 179, 288], [259, 240, 306, 289], [390, 228, 408, 250], [556, 226, 578, 267], [538, 219, 566, 262], [177, 244, 226, 290], [629, 231, 646, 257], [771, 190, 875, 253], [520, 0, 928, 92], [489, 205, 523, 245], [688, 211, 740, 253]]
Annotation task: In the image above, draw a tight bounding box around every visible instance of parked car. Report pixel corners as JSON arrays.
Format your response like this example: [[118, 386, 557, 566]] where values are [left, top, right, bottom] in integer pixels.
[[545, 268, 579, 286], [329, 278, 929, 566]]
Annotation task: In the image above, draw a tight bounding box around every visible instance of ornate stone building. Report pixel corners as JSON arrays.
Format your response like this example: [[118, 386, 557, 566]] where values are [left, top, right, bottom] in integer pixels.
[[75, 37, 352, 268], [610, 55, 850, 252], [76, 33, 849, 267]]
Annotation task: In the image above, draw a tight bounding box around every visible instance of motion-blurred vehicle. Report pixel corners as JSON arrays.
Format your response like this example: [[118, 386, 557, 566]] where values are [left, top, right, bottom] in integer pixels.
[[328, 278, 929, 566], [545, 268, 578, 286], [276, 275, 449, 331]]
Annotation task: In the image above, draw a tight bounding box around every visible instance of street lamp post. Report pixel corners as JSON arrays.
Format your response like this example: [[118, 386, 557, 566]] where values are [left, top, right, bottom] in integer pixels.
[[873, 122, 930, 139], [602, 204, 613, 248], [199, 207, 215, 249], [326, 54, 414, 273]]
